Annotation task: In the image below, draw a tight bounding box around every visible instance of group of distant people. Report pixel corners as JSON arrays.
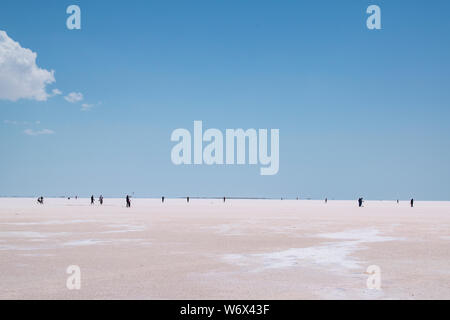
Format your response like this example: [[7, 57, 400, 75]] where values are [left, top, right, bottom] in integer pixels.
[[36, 195, 200, 207], [35, 196, 416, 208], [90, 195, 104, 205], [88, 195, 131, 207]]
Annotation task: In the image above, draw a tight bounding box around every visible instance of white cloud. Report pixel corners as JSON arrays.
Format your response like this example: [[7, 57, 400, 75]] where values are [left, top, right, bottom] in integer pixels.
[[64, 92, 83, 103], [24, 128, 55, 136], [0, 30, 55, 101]]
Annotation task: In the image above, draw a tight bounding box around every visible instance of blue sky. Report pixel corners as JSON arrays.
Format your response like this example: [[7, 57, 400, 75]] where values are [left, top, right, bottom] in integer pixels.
[[0, 0, 449, 200]]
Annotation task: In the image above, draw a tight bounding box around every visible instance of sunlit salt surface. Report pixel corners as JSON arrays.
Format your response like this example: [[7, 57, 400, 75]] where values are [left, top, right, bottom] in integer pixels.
[[318, 228, 398, 242], [101, 224, 145, 233], [17, 253, 55, 257], [62, 239, 109, 247], [222, 228, 401, 271], [0, 220, 97, 226], [0, 222, 147, 250], [0, 231, 70, 238]]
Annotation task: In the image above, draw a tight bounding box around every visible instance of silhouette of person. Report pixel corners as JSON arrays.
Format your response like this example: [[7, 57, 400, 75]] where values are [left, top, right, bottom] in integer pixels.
[[187, 197, 190, 203], [126, 195, 131, 208], [325, 198, 328, 203], [223, 197, 226, 203], [410, 198, 414, 207], [358, 198, 363, 207], [99, 195, 103, 205], [91, 195, 94, 205], [162, 196, 165, 203], [397, 199, 399, 204]]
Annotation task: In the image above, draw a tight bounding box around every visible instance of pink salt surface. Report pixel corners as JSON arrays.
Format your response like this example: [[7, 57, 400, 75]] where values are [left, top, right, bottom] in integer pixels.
[[0, 198, 448, 299]]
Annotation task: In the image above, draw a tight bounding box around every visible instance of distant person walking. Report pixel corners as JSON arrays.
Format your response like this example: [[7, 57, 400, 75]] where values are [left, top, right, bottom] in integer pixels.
[[37, 197, 44, 205], [187, 197, 190, 203], [99, 195, 103, 205], [223, 197, 226, 203], [91, 195, 95, 205], [126, 195, 131, 208], [162, 196, 165, 203], [410, 198, 414, 207], [325, 198, 328, 203], [358, 197, 363, 207]]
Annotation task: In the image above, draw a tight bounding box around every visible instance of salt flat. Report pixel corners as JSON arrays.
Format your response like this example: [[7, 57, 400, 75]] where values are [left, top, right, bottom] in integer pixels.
[[0, 198, 448, 299]]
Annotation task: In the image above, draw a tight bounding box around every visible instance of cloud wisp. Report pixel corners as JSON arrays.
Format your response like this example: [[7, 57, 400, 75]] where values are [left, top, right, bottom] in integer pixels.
[[4, 120, 41, 125], [81, 103, 94, 111], [24, 128, 55, 136], [64, 92, 83, 103], [50, 89, 62, 97], [81, 101, 102, 111]]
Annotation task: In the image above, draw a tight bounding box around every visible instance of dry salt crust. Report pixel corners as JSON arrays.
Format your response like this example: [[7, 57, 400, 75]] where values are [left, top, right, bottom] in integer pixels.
[[0, 198, 449, 299], [222, 228, 402, 271]]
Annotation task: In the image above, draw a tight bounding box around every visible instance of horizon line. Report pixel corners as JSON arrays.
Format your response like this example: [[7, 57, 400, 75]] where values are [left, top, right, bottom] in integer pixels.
[[0, 196, 448, 202]]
